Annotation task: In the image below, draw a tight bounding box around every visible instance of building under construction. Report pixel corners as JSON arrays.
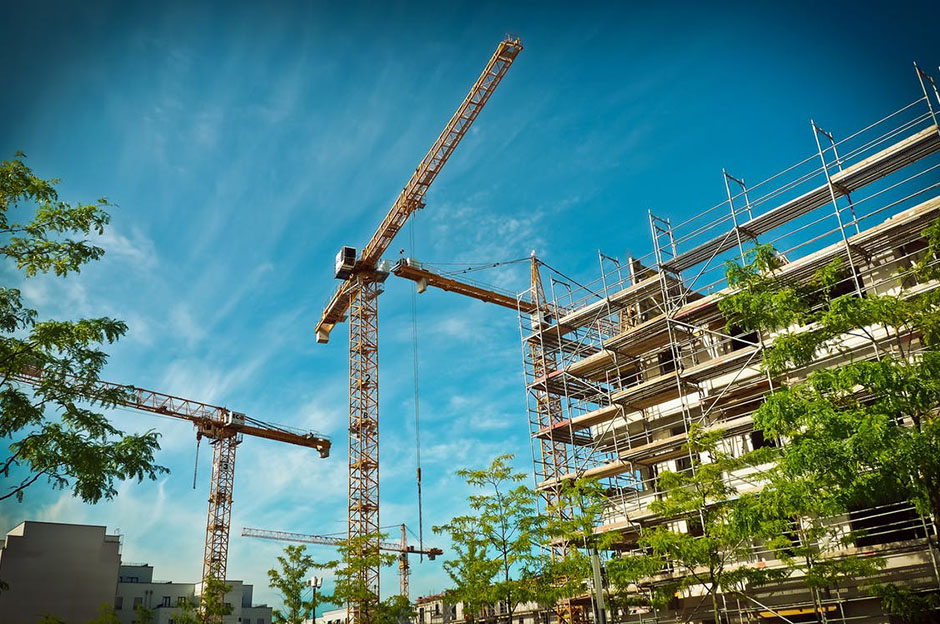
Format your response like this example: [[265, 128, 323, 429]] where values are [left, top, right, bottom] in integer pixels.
[[519, 66, 940, 622]]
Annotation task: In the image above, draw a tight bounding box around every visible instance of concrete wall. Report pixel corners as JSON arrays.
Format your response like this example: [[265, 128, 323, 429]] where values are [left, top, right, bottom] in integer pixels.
[[0, 521, 121, 624]]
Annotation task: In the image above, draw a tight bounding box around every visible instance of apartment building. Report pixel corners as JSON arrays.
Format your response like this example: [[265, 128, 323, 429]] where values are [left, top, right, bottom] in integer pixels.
[[520, 66, 940, 622]]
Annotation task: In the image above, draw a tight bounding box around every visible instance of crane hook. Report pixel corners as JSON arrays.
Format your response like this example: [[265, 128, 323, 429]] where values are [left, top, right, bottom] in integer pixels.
[[192, 432, 202, 490]]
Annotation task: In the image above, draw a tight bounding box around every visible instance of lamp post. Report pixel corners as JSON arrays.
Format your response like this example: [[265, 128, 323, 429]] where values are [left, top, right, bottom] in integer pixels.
[[309, 576, 323, 623]]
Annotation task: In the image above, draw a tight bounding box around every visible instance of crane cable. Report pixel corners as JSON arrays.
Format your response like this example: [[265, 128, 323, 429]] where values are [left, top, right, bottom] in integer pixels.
[[537, 258, 605, 301], [436, 257, 529, 277], [192, 433, 201, 490], [409, 218, 425, 563]]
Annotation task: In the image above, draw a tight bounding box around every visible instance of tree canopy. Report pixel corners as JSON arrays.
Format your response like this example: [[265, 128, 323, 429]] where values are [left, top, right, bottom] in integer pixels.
[[0, 153, 166, 504], [268, 544, 326, 624]]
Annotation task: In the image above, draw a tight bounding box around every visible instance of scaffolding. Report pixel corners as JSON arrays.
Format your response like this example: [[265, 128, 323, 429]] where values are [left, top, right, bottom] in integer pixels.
[[518, 64, 940, 622]]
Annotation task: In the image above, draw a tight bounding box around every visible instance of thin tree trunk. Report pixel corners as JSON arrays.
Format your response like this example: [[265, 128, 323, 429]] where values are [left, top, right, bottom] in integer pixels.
[[710, 585, 721, 624], [927, 483, 940, 544]]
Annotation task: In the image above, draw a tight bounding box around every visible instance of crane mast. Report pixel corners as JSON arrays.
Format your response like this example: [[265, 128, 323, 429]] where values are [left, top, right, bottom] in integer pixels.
[[312, 36, 521, 624], [14, 368, 330, 623]]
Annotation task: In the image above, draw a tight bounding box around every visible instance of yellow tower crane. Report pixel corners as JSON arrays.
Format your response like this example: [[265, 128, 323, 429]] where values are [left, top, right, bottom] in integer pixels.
[[312, 36, 522, 624], [14, 367, 330, 624]]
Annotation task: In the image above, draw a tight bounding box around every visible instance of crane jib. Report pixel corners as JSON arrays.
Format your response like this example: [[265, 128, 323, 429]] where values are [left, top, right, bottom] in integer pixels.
[[314, 37, 523, 345], [309, 36, 521, 623]]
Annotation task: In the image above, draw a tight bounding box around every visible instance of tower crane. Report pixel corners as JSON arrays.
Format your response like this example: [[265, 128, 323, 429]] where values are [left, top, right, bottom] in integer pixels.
[[14, 367, 330, 619], [241, 524, 442, 600], [312, 36, 522, 624]]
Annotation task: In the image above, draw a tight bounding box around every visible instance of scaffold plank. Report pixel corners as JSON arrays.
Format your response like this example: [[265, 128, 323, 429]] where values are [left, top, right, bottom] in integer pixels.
[[681, 347, 760, 384], [523, 329, 601, 358], [605, 314, 672, 357], [619, 431, 688, 464], [566, 349, 617, 381], [555, 273, 666, 329], [671, 192, 940, 326], [610, 370, 684, 411]]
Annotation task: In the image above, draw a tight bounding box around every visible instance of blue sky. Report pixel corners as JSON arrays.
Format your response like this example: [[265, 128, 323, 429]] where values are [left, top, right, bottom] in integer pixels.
[[1, 0, 938, 612]]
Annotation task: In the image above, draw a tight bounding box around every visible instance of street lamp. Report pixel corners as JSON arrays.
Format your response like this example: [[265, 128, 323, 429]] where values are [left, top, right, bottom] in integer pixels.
[[309, 576, 323, 623]]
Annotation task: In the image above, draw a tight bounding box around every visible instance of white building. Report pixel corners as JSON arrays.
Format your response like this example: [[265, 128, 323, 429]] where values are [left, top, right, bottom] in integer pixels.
[[115, 563, 272, 624], [414, 594, 551, 624], [314, 606, 347, 624]]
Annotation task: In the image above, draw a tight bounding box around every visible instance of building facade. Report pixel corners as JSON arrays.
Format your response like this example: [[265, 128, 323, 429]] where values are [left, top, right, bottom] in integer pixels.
[[114, 563, 271, 624], [0, 521, 271, 624], [0, 521, 122, 624], [520, 67, 940, 622], [413, 594, 552, 624]]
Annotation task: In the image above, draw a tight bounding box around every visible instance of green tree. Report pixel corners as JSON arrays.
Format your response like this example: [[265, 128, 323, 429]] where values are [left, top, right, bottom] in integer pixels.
[[720, 242, 940, 532], [326, 533, 396, 624], [0, 153, 166, 503], [439, 454, 542, 624], [268, 544, 325, 624], [524, 551, 590, 624], [375, 594, 416, 624], [173, 577, 233, 624], [532, 478, 615, 624], [433, 514, 499, 624], [736, 479, 885, 622], [84, 603, 120, 623], [867, 584, 940, 623], [720, 235, 940, 619], [607, 426, 782, 623], [131, 604, 154, 624]]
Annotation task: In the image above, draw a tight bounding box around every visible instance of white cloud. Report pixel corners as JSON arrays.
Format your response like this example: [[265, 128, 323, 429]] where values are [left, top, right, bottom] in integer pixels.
[[168, 304, 206, 347], [96, 226, 159, 273]]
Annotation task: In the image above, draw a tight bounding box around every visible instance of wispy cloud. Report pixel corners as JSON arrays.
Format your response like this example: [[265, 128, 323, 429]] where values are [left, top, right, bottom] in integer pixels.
[[96, 226, 159, 273]]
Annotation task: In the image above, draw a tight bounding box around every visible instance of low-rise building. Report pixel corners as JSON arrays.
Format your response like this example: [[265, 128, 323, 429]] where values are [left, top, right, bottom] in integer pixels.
[[414, 594, 554, 624], [0, 521, 121, 624], [114, 563, 271, 624], [0, 521, 271, 624], [314, 606, 347, 624]]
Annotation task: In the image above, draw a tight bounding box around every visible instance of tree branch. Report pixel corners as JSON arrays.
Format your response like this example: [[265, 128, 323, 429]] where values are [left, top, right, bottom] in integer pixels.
[[0, 470, 47, 501]]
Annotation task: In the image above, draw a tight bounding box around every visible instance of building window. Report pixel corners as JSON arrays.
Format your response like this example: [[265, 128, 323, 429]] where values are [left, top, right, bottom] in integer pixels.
[[675, 454, 692, 472], [750, 429, 776, 450], [258, 619, 265, 624], [115, 597, 123, 610], [828, 267, 866, 300], [728, 325, 758, 352], [162, 596, 171, 607], [850, 500, 925, 547], [658, 347, 677, 375], [133, 597, 143, 609], [178, 596, 188, 606]]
